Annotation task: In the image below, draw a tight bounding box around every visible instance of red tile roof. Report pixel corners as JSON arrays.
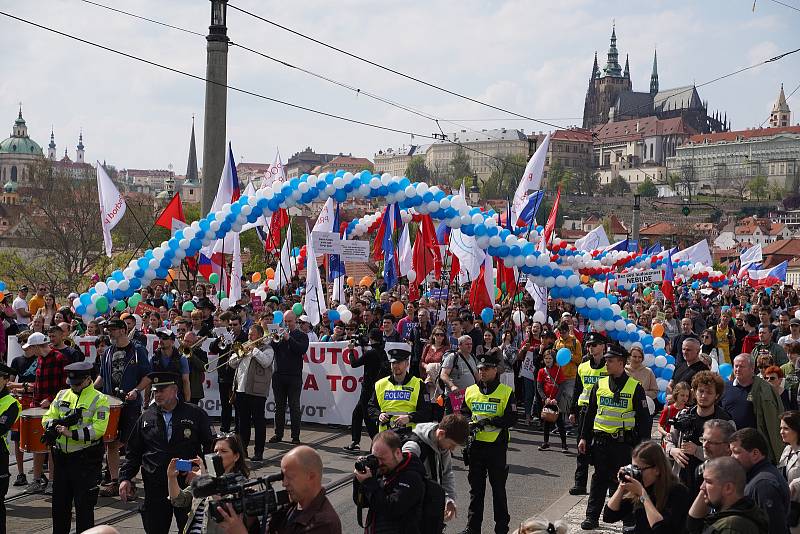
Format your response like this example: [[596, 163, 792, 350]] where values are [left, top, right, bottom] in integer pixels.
[[608, 214, 628, 234], [328, 155, 374, 167], [592, 116, 696, 143], [640, 221, 678, 235], [688, 125, 800, 145], [552, 128, 593, 142]]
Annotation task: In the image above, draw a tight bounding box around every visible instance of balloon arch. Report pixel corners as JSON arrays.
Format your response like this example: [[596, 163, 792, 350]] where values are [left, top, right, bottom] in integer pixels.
[[74, 169, 734, 400]]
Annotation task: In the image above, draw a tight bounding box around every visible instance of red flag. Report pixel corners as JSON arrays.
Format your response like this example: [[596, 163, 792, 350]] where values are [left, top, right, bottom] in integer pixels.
[[412, 215, 442, 282], [266, 208, 289, 253], [372, 207, 389, 261], [469, 259, 493, 315], [496, 259, 517, 296], [155, 192, 185, 230], [449, 252, 460, 287], [542, 188, 561, 245]]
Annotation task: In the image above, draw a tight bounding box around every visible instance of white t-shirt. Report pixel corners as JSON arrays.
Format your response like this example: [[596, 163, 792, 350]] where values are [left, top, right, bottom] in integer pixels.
[[12, 296, 29, 325]]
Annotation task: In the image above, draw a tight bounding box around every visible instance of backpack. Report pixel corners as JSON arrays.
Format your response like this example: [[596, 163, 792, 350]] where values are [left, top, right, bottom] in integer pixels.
[[404, 434, 446, 534]]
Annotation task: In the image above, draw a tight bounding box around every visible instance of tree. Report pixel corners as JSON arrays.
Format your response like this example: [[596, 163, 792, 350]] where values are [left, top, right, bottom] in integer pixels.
[[769, 182, 785, 200], [729, 174, 750, 201], [601, 175, 631, 196], [571, 169, 600, 196], [449, 147, 473, 186], [405, 156, 431, 184], [637, 178, 658, 197], [748, 175, 768, 201], [546, 162, 574, 193], [482, 153, 528, 200]]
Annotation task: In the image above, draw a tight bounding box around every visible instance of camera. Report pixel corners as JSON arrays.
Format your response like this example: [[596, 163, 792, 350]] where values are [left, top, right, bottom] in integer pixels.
[[175, 459, 194, 472], [668, 409, 698, 438], [354, 454, 379, 474], [618, 464, 643, 483], [191, 470, 289, 523], [349, 334, 369, 347], [42, 408, 83, 446]]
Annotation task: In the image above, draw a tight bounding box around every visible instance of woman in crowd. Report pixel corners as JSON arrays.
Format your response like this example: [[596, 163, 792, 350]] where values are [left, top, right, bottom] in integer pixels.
[[168, 434, 252, 534], [603, 440, 691, 533], [536, 348, 568, 452], [476, 329, 497, 357], [700, 328, 722, 367], [39, 293, 58, 327], [626, 345, 658, 403], [765, 365, 793, 410], [715, 310, 734, 364], [499, 330, 518, 389], [420, 327, 449, 378], [780, 410, 800, 534]]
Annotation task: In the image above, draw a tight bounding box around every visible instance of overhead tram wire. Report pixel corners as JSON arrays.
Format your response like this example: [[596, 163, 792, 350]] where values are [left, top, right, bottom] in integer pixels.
[[0, 10, 531, 170], [75, 0, 537, 149]]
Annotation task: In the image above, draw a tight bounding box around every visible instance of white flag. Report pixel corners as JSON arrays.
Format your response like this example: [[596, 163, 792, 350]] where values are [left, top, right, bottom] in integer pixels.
[[262, 148, 286, 189], [511, 133, 550, 224], [673, 239, 713, 267], [332, 275, 346, 305], [229, 234, 242, 302], [450, 228, 485, 280], [525, 278, 548, 314], [275, 224, 293, 290], [304, 223, 327, 325], [740, 243, 763, 265], [96, 162, 127, 257], [575, 225, 610, 252], [399, 223, 413, 275]]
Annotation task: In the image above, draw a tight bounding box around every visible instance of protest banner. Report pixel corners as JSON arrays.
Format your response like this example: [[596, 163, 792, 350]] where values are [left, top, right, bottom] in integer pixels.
[[615, 269, 663, 286]]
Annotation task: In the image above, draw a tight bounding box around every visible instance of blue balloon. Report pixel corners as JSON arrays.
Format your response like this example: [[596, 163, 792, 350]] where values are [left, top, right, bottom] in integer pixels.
[[651, 367, 662, 378], [661, 367, 674, 380], [666, 355, 676, 366], [480, 307, 494, 323], [328, 309, 340, 322], [657, 391, 667, 404], [654, 348, 667, 357], [718, 363, 733, 378], [273, 311, 284, 325], [556, 348, 572, 367], [0, 282, 5, 291]]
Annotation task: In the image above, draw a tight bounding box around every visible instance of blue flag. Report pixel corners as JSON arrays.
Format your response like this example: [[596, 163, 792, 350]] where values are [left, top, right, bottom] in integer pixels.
[[517, 191, 545, 226], [383, 203, 400, 290], [328, 203, 346, 281], [645, 242, 663, 254]]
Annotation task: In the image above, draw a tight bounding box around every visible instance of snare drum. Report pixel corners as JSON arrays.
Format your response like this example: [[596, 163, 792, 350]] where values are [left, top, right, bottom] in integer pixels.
[[10, 394, 30, 433], [20, 408, 48, 453], [103, 397, 123, 443]]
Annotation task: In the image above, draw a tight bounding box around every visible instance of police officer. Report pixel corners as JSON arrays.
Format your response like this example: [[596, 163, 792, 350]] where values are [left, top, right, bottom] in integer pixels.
[[368, 348, 431, 434], [577, 344, 650, 531], [568, 332, 608, 495], [460, 349, 516, 534], [119, 372, 213, 534], [43, 361, 110, 534], [0, 363, 20, 534]]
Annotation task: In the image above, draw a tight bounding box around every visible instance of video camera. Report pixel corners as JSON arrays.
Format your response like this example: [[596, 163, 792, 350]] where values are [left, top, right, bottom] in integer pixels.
[[668, 410, 699, 441], [349, 334, 369, 347], [191, 458, 289, 523], [42, 408, 83, 446]]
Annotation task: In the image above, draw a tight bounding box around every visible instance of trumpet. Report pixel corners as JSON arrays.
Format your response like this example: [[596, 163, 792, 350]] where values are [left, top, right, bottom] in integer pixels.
[[204, 334, 270, 372], [180, 335, 208, 355], [271, 327, 289, 342]]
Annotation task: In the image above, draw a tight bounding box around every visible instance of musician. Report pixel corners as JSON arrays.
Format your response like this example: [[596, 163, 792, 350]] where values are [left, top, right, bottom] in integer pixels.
[[149, 328, 191, 402], [119, 372, 213, 534], [210, 312, 247, 433], [9, 331, 37, 487], [0, 363, 21, 534], [94, 319, 152, 498], [48, 325, 84, 364], [44, 361, 108, 534], [121, 313, 148, 347], [230, 323, 274, 462], [269, 311, 310, 444], [176, 323, 208, 407]]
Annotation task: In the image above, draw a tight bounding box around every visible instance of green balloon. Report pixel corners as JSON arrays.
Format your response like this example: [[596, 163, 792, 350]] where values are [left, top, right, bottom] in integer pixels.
[[643, 287, 652, 296], [292, 303, 303, 315], [182, 301, 196, 312], [115, 301, 126, 312], [620, 310, 628, 318], [96, 296, 109, 313], [128, 293, 141, 307], [217, 290, 227, 299], [514, 293, 523, 302], [209, 273, 220, 284]]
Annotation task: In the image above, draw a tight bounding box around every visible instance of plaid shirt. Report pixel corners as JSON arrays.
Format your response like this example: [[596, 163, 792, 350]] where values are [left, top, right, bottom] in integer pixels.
[[34, 349, 69, 403]]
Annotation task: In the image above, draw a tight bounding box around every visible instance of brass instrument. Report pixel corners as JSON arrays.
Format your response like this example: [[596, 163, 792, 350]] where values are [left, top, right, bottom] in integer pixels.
[[204, 334, 270, 373], [270, 327, 289, 342], [180, 336, 208, 355]]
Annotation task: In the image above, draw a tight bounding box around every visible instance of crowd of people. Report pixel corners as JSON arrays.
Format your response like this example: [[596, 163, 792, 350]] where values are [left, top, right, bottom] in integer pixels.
[[2, 276, 800, 533]]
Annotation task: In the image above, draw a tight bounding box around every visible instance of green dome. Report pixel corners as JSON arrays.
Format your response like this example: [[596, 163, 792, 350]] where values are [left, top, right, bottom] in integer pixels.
[[0, 136, 43, 156]]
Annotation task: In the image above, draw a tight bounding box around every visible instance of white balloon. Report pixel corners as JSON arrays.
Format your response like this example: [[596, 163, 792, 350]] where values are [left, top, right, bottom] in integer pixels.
[[654, 355, 668, 368], [653, 337, 666, 349], [643, 354, 656, 367], [512, 310, 525, 326], [220, 298, 231, 310], [95, 282, 108, 295], [407, 269, 417, 283], [340, 309, 353, 324], [532, 311, 546, 324], [267, 279, 278, 290], [337, 304, 349, 313]]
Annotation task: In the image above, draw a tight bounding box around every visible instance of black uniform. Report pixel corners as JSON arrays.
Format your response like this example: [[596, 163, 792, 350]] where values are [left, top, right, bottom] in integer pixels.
[[119, 400, 213, 534], [349, 342, 389, 443], [270, 328, 310, 442], [569, 354, 605, 492], [149, 348, 186, 400], [580, 371, 650, 525], [460, 376, 517, 534], [211, 329, 247, 432], [0, 387, 19, 534]]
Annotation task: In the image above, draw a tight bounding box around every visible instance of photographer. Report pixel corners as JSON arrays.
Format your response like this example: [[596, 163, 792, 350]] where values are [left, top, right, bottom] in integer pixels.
[[401, 414, 470, 524], [603, 441, 691, 533], [353, 430, 426, 533], [664, 371, 732, 495], [344, 329, 389, 452], [168, 434, 253, 534]]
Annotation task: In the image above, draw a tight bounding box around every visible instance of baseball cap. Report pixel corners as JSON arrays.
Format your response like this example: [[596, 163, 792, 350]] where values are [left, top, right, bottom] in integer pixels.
[[22, 332, 50, 349]]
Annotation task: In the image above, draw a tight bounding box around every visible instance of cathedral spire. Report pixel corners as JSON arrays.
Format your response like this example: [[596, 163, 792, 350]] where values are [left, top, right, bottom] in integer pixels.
[[591, 51, 599, 80], [48, 127, 56, 159], [770, 83, 791, 127], [650, 49, 659, 95], [76, 130, 85, 163], [623, 54, 630, 79], [185, 116, 199, 185], [603, 24, 622, 77]]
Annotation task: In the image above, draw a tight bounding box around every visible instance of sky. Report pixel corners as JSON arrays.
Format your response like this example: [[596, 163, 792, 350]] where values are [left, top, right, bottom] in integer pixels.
[[0, 0, 798, 173]]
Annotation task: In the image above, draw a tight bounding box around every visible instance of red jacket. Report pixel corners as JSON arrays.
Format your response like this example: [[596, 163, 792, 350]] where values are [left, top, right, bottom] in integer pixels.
[[537, 364, 567, 400]]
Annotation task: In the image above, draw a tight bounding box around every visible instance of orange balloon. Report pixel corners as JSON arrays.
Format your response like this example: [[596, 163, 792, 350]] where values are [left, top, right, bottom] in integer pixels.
[[265, 267, 275, 280], [652, 323, 665, 338], [360, 276, 373, 287], [580, 274, 589, 284], [251, 272, 262, 283], [347, 276, 355, 288], [0, 292, 4, 302], [391, 301, 405, 318]]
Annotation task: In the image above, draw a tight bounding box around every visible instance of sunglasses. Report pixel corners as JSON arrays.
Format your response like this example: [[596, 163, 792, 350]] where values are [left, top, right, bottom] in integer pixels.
[[766, 376, 781, 381]]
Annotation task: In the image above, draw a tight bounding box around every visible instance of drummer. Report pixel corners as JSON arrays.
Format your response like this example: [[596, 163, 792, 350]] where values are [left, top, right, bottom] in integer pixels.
[[8, 331, 37, 487], [0, 362, 21, 534], [93, 319, 151, 499], [43, 361, 109, 534]]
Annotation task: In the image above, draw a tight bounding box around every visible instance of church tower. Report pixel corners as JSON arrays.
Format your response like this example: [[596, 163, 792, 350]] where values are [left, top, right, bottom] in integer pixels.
[[48, 128, 56, 159], [650, 50, 659, 95], [769, 84, 791, 128], [582, 25, 632, 130], [76, 131, 85, 163]]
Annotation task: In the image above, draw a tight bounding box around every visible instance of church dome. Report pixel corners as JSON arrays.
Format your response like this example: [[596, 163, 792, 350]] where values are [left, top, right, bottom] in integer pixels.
[[0, 136, 43, 156], [3, 180, 17, 193]]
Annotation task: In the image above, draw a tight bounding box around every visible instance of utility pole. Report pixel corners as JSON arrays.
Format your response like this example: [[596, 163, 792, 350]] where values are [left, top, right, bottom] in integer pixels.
[[632, 193, 641, 246], [201, 0, 229, 215]]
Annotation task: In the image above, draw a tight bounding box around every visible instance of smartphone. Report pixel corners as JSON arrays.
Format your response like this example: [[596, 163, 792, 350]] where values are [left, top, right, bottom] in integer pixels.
[[175, 459, 193, 472]]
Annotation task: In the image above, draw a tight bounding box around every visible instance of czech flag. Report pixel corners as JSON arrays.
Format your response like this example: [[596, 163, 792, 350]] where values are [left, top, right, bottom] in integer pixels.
[[747, 261, 787, 288], [661, 251, 675, 303]]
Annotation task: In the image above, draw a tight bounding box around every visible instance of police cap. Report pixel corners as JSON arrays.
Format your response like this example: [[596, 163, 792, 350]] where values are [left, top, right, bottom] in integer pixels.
[[476, 349, 501, 369], [106, 319, 127, 331], [65, 361, 94, 385], [603, 344, 629, 362], [148, 372, 179, 390], [585, 332, 607, 346], [387, 348, 411, 363]]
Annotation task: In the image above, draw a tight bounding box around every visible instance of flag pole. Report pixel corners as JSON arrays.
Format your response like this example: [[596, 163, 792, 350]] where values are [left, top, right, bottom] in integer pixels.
[[125, 203, 181, 294]]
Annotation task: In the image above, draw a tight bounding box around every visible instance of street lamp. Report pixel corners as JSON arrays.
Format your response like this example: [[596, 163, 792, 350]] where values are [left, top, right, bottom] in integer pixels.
[[210, 0, 227, 31], [469, 173, 480, 205]]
